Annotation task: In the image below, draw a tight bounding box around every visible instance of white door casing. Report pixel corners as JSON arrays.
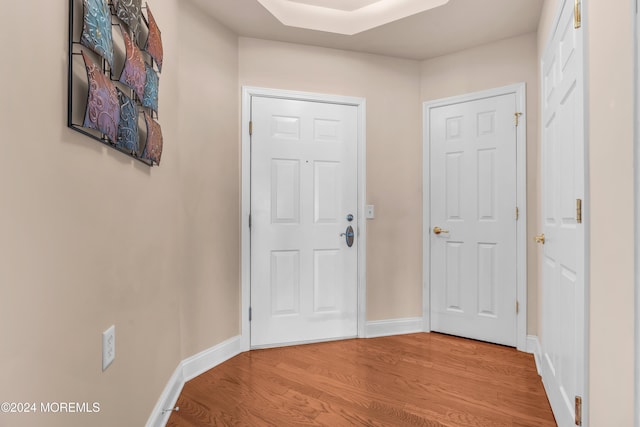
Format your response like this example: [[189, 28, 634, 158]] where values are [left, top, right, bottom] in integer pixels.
[[540, 0, 586, 425], [635, 0, 640, 424], [241, 88, 367, 350], [423, 84, 528, 351], [634, 0, 640, 424]]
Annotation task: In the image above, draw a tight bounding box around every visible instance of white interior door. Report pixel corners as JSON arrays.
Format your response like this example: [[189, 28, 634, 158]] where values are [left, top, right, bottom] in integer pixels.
[[250, 96, 358, 348], [429, 93, 518, 347], [540, 1, 585, 425]]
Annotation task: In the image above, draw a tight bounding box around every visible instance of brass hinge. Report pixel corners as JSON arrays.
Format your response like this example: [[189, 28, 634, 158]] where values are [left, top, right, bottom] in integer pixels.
[[515, 112, 523, 127], [574, 0, 582, 29], [575, 396, 582, 426], [576, 199, 582, 224], [516, 300, 519, 314], [249, 121, 253, 136], [515, 207, 519, 221]]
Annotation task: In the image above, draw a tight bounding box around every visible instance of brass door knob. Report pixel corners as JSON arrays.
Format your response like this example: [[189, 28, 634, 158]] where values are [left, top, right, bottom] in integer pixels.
[[433, 226, 449, 235], [535, 233, 545, 245]]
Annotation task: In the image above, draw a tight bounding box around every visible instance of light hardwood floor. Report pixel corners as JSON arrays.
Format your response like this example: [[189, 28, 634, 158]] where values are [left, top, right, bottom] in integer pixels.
[[167, 333, 556, 426]]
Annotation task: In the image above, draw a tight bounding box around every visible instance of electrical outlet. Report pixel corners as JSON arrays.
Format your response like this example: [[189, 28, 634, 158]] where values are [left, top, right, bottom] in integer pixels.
[[366, 205, 375, 219], [102, 325, 115, 371]]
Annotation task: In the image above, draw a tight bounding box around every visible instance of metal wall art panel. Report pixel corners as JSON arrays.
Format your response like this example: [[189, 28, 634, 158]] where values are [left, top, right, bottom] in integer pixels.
[[80, 0, 114, 68], [69, 0, 163, 166], [144, 3, 163, 71], [142, 112, 163, 165], [142, 64, 159, 113], [115, 0, 142, 37], [116, 88, 140, 153], [119, 25, 147, 100], [82, 51, 120, 144]]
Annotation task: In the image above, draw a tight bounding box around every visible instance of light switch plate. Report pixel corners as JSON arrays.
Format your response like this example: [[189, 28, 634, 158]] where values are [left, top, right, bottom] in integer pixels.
[[366, 205, 375, 219], [102, 325, 115, 371]]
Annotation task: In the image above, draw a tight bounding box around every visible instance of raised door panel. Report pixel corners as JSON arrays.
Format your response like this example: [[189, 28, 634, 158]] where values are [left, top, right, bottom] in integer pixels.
[[313, 249, 341, 313], [477, 149, 497, 221], [445, 241, 463, 312], [270, 251, 300, 316], [271, 115, 300, 140], [477, 243, 497, 317], [445, 152, 463, 221], [271, 159, 300, 224], [314, 161, 341, 224]]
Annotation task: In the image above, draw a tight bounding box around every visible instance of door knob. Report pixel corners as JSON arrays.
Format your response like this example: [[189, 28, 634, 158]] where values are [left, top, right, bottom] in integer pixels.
[[535, 233, 545, 244], [433, 226, 449, 235], [340, 225, 355, 247]]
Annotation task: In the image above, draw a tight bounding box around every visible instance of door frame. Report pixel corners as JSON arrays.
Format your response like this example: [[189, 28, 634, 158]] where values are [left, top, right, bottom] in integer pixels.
[[240, 86, 367, 351], [634, 0, 640, 424], [422, 83, 528, 351]]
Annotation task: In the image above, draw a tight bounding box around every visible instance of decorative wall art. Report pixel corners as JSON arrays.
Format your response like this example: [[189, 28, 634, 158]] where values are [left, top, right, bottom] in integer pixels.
[[115, 0, 142, 38], [80, 0, 115, 68], [144, 3, 163, 71], [116, 88, 140, 153], [68, 0, 164, 166], [81, 51, 120, 144], [142, 112, 163, 165], [142, 64, 159, 112], [119, 25, 147, 100]]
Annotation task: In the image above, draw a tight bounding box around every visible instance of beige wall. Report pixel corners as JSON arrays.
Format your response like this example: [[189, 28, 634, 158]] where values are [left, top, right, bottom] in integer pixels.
[[586, 1, 635, 425], [239, 37, 424, 320], [0, 2, 239, 426], [177, 1, 240, 359], [420, 33, 540, 334]]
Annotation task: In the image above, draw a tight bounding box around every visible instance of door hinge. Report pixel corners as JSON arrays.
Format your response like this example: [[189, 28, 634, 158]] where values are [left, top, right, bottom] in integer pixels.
[[574, 0, 582, 29], [515, 112, 523, 127], [249, 121, 253, 136], [516, 300, 519, 314], [515, 207, 519, 221], [249, 214, 252, 229], [249, 307, 252, 322], [576, 198, 582, 224], [575, 396, 582, 426]]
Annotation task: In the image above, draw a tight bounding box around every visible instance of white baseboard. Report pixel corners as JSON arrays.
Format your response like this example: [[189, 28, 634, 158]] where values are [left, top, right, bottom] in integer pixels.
[[182, 335, 243, 382], [365, 317, 424, 338], [146, 335, 242, 427], [526, 334, 542, 375], [145, 364, 184, 427]]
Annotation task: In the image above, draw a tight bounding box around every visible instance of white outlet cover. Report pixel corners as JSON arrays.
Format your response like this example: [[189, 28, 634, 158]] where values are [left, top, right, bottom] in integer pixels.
[[366, 205, 375, 219], [102, 325, 115, 371]]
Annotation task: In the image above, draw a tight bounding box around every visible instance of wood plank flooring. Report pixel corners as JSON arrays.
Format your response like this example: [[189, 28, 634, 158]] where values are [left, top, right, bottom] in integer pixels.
[[167, 333, 556, 426]]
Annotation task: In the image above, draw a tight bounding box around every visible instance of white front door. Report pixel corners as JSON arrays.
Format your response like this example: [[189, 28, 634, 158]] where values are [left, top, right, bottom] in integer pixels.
[[429, 93, 518, 347], [250, 96, 358, 348], [540, 1, 585, 425]]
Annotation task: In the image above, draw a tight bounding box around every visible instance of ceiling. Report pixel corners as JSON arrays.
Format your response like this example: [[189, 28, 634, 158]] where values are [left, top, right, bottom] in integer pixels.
[[254, 0, 450, 35], [286, 0, 384, 12], [189, 0, 544, 60]]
